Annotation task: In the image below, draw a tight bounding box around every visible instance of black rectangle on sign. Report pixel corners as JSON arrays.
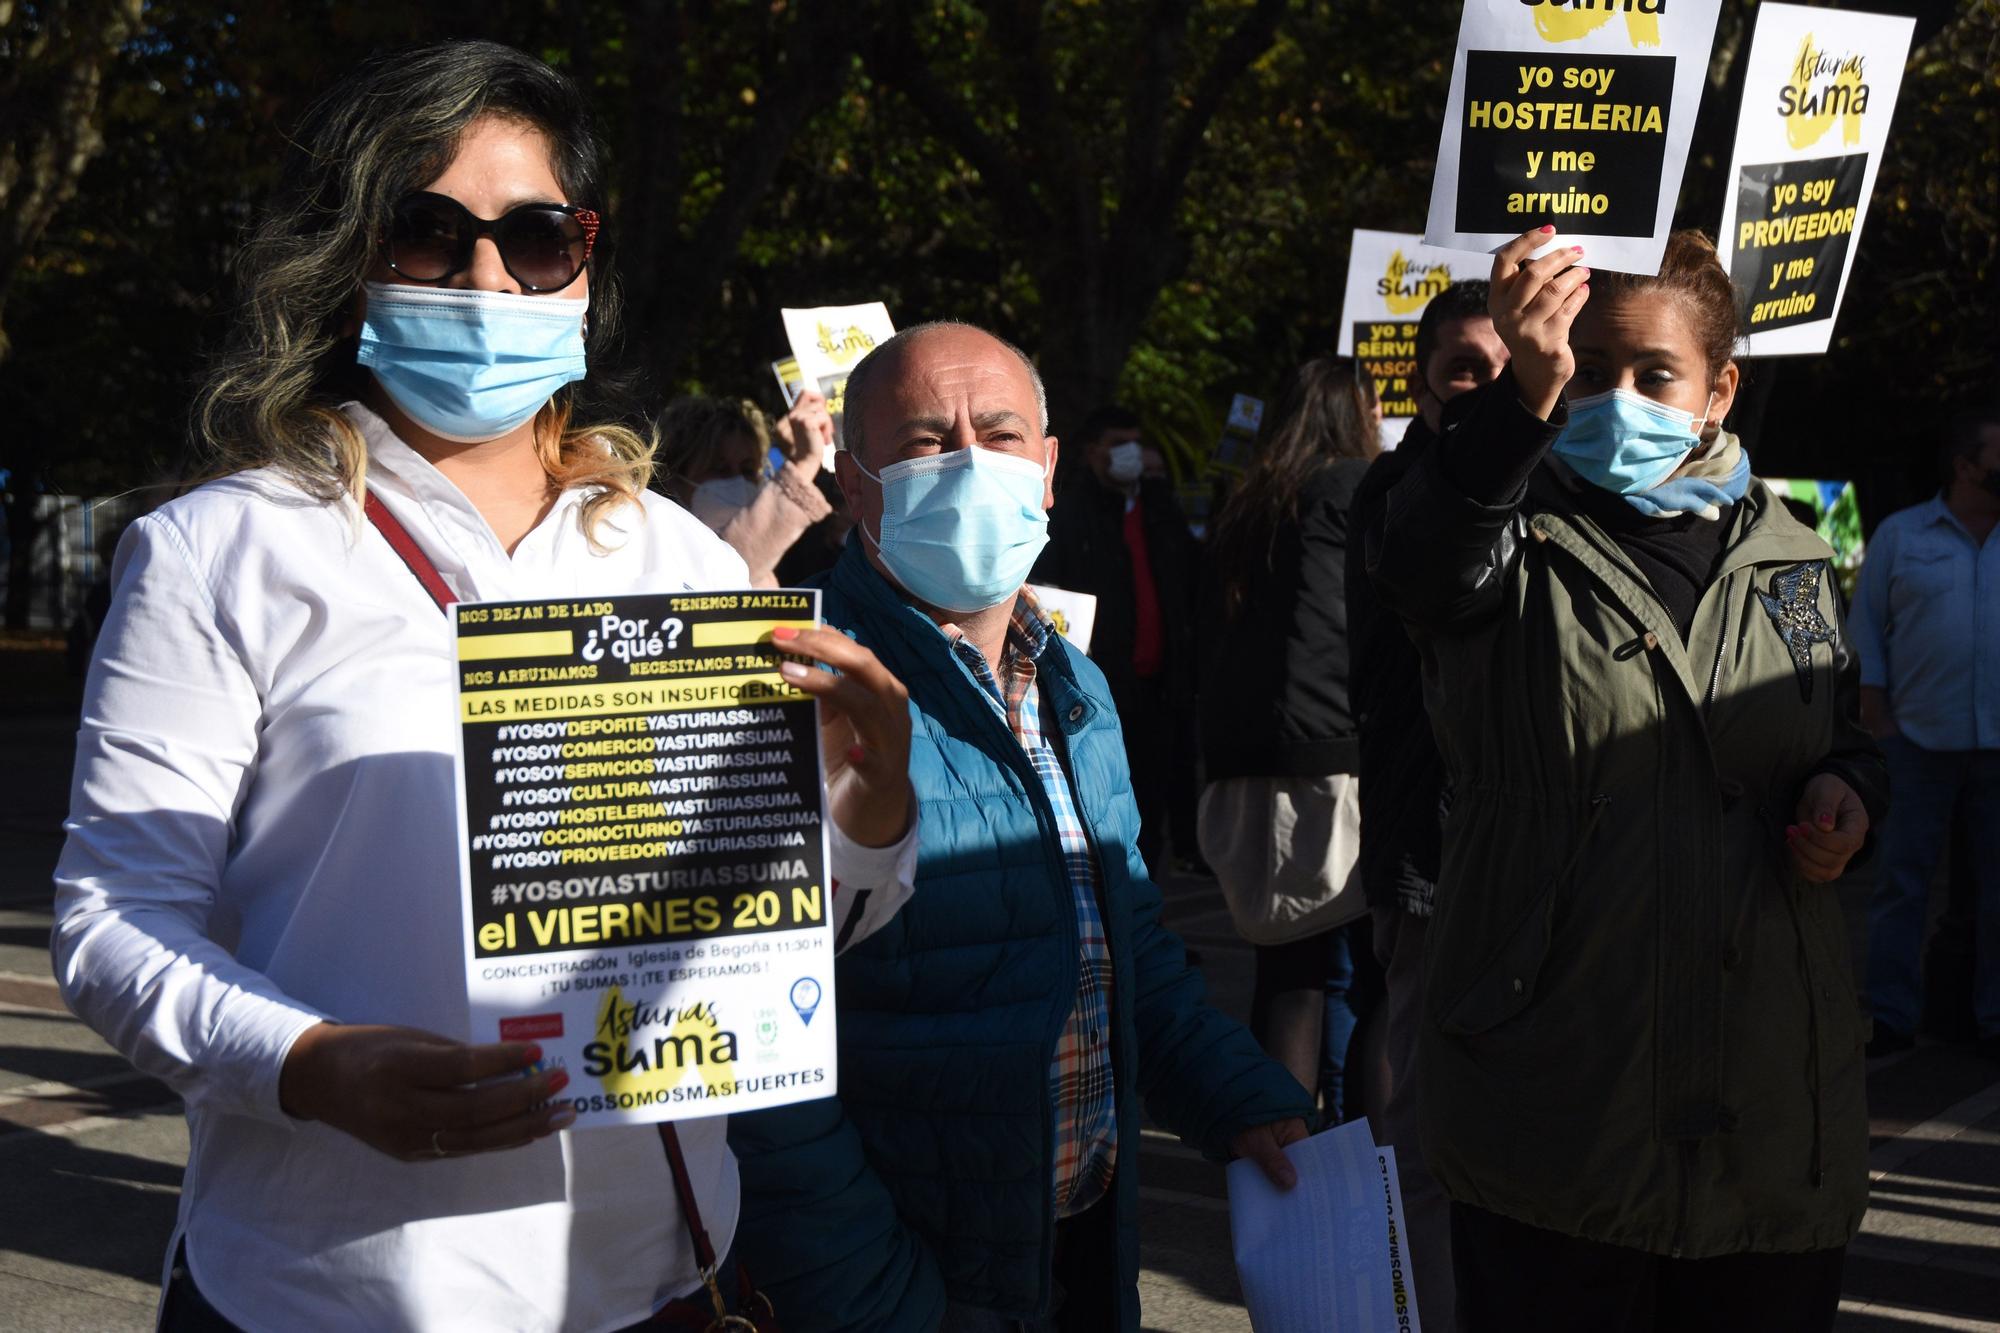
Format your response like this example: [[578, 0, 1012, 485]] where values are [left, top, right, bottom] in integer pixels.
[[1455, 50, 1675, 238], [457, 590, 826, 958], [1352, 321, 1421, 420], [1728, 153, 1868, 335]]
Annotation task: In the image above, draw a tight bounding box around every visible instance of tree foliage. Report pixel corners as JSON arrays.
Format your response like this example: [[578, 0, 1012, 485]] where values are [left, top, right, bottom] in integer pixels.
[[0, 0, 1992, 578]]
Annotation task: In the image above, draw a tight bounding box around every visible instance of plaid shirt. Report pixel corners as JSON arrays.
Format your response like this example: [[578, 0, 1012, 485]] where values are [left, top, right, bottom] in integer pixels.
[[948, 599, 1118, 1218]]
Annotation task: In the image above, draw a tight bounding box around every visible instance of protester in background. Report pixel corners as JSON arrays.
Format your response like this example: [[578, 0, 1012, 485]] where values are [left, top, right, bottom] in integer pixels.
[[1345, 277, 1506, 1328], [1141, 440, 1211, 875], [49, 42, 917, 1331], [1198, 357, 1380, 1116], [1853, 401, 2000, 1062], [1033, 404, 1199, 873], [1370, 228, 1887, 1329], [773, 470, 856, 586], [657, 387, 835, 586], [728, 322, 1311, 1332]]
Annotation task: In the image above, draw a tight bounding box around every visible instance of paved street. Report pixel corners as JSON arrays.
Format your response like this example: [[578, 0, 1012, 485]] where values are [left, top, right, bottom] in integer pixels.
[[3, 654, 1997, 1331]]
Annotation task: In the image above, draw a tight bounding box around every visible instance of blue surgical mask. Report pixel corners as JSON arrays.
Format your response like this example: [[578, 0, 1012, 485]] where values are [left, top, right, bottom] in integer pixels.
[[853, 447, 1051, 614], [1552, 388, 1714, 495], [357, 281, 587, 443]]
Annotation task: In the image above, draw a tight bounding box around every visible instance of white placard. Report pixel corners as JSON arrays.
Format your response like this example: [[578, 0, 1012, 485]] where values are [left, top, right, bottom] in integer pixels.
[[1229, 1119, 1412, 1331], [782, 303, 896, 471], [453, 591, 837, 1128], [1337, 230, 1474, 357], [1025, 584, 1098, 656], [780, 302, 896, 387], [1716, 3, 1914, 357], [1339, 230, 1477, 449], [1424, 0, 1724, 275]]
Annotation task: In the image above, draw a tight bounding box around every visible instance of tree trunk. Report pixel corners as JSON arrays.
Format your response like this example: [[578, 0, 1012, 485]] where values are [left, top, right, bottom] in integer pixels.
[[0, 0, 146, 364]]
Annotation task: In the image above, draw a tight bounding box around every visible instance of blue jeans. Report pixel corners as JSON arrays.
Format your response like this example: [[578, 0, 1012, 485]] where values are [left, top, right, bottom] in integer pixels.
[[1865, 738, 2000, 1037]]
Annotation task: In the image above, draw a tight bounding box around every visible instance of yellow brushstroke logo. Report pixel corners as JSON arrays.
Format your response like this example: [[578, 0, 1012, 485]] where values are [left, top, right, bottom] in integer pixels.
[[1377, 251, 1454, 315], [585, 984, 738, 1100], [1525, 0, 1664, 50], [813, 321, 879, 368], [1779, 35, 1869, 149]]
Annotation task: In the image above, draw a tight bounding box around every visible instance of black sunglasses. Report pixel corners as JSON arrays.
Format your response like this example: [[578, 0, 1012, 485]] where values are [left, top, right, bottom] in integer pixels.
[[382, 191, 601, 293]]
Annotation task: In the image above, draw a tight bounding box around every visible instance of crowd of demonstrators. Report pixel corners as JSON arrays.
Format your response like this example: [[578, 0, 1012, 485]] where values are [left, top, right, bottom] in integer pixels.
[[1032, 406, 1202, 874], [1196, 357, 1383, 1120], [727, 323, 1311, 1332], [1854, 401, 2000, 1061], [1368, 227, 1885, 1329], [42, 29, 1982, 1333], [50, 42, 924, 1331], [1344, 277, 1509, 1332], [655, 387, 838, 586]]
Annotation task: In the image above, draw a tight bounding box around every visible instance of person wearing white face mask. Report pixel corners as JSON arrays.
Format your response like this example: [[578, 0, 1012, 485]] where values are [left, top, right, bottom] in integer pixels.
[[51, 41, 922, 1332], [1033, 405, 1202, 875], [724, 321, 1313, 1332], [657, 390, 838, 587], [1367, 228, 1887, 1328]]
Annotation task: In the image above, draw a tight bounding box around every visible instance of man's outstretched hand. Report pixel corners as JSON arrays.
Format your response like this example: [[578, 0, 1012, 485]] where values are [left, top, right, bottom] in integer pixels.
[[1231, 1117, 1312, 1190]]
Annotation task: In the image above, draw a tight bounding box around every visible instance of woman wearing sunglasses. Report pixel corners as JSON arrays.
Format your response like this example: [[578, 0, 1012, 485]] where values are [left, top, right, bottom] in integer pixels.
[[53, 41, 916, 1332]]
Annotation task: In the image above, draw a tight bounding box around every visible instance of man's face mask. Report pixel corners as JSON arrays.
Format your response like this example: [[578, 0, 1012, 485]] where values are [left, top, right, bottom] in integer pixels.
[[1104, 440, 1145, 486], [852, 446, 1051, 614]]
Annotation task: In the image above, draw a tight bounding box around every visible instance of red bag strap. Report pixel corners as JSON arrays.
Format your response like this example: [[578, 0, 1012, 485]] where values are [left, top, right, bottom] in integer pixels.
[[361, 491, 738, 1320], [657, 1122, 720, 1271], [363, 491, 458, 612]]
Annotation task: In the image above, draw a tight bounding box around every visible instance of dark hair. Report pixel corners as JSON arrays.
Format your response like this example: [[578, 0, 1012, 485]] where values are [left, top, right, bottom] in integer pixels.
[[1077, 405, 1142, 447], [1590, 229, 1741, 382], [1941, 400, 2000, 485], [655, 396, 769, 503], [1209, 357, 1377, 618], [190, 40, 649, 534], [1414, 280, 1493, 381]]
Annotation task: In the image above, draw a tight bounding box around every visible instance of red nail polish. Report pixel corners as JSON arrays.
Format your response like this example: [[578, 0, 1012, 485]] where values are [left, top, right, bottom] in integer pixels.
[[548, 1070, 570, 1093], [525, 1044, 542, 1063], [1572, 245, 1584, 254], [1539, 224, 1555, 233], [771, 626, 798, 641]]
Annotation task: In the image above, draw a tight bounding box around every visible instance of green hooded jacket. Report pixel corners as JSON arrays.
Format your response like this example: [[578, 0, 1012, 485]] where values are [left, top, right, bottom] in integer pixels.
[[1367, 380, 1887, 1259]]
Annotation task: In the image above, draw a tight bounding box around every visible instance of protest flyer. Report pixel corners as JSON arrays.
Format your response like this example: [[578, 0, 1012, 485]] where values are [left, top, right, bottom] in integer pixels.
[[1025, 584, 1099, 655], [1228, 1119, 1398, 1330], [453, 590, 836, 1127], [1337, 229, 1473, 448], [1212, 393, 1265, 473], [771, 356, 805, 407], [781, 301, 896, 453], [1717, 4, 1913, 356], [1424, 0, 1723, 275]]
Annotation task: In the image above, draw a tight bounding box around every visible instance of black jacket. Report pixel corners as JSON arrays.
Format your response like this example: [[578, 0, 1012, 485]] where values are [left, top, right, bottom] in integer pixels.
[[1034, 476, 1198, 705], [1347, 419, 1447, 913], [1198, 458, 1367, 781]]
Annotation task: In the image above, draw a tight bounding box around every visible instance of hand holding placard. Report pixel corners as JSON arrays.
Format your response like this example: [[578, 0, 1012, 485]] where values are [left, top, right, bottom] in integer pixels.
[[773, 625, 915, 850], [280, 1023, 570, 1160], [1489, 227, 1591, 420]]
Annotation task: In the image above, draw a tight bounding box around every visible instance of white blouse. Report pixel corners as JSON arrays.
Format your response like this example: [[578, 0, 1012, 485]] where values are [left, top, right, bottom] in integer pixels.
[[53, 403, 913, 1332]]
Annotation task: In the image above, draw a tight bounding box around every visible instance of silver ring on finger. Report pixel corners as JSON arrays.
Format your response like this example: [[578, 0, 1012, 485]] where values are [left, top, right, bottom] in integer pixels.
[[429, 1128, 449, 1159]]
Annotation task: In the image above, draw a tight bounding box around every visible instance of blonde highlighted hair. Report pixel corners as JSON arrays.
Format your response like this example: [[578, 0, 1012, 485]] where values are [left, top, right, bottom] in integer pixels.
[[190, 40, 652, 540]]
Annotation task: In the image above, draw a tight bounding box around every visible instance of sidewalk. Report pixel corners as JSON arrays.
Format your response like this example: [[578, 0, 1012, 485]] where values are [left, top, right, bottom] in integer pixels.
[[3, 661, 1997, 1330]]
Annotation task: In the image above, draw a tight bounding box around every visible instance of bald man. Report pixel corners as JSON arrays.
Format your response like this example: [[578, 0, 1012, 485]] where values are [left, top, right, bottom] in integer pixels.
[[727, 323, 1310, 1332]]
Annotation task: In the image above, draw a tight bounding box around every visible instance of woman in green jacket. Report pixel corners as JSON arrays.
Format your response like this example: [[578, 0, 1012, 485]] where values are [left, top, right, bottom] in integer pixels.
[[1368, 227, 1886, 1331]]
